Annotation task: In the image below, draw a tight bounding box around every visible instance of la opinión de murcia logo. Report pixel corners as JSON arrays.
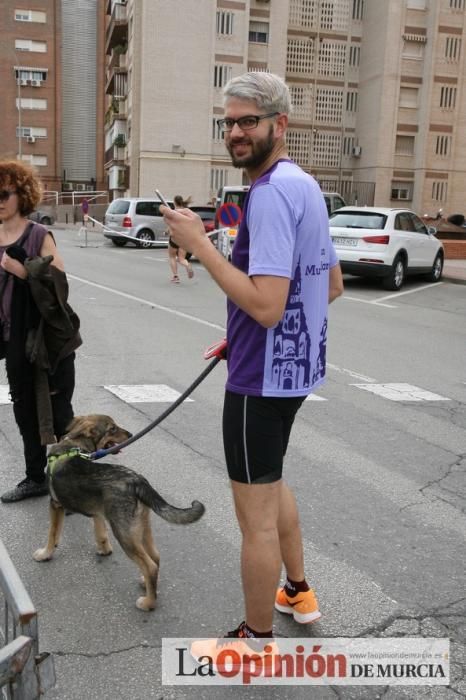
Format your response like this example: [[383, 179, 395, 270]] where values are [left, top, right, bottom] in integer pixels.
[[162, 638, 450, 686]]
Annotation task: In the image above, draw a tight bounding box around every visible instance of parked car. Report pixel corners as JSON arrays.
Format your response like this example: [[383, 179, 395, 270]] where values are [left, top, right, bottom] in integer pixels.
[[329, 207, 444, 290], [189, 205, 216, 234], [323, 192, 346, 216], [103, 197, 174, 247], [29, 209, 55, 226]]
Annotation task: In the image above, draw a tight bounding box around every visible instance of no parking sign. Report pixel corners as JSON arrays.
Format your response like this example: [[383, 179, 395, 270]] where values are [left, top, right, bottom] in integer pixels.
[[218, 202, 242, 228]]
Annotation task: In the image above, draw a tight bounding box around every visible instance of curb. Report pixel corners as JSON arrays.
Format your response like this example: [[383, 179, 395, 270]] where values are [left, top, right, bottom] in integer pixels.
[[442, 274, 466, 286]]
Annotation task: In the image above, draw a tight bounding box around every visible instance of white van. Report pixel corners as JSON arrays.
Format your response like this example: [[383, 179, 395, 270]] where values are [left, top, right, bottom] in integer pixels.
[[215, 186, 346, 259]]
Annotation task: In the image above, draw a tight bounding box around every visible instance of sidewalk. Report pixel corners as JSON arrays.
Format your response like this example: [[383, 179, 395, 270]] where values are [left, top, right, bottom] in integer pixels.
[[443, 259, 466, 285]]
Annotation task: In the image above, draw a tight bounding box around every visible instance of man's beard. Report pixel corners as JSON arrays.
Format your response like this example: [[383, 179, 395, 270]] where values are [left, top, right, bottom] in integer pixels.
[[227, 125, 275, 169]]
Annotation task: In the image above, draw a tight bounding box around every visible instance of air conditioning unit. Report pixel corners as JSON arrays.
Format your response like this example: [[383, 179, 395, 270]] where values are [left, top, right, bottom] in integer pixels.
[[62, 182, 73, 191], [19, 79, 28, 86], [352, 145, 362, 157], [75, 184, 87, 191], [31, 79, 42, 87], [27, 136, 36, 143]]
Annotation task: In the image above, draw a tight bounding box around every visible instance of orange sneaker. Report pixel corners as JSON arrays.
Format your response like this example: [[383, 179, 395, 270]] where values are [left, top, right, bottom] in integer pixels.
[[275, 586, 321, 624], [190, 622, 278, 671]]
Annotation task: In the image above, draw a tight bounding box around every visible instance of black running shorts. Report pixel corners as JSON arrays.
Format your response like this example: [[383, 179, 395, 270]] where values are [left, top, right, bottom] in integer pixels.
[[222, 390, 305, 484]]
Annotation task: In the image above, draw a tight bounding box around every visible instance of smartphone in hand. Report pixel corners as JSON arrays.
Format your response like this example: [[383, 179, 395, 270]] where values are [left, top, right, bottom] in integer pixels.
[[155, 189, 170, 208]]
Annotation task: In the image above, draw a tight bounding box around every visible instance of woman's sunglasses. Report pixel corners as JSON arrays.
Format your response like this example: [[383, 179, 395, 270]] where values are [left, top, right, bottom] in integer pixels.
[[0, 190, 18, 202]]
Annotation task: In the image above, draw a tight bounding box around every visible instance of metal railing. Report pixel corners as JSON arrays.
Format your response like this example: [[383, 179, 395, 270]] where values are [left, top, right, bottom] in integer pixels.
[[0, 539, 55, 699]]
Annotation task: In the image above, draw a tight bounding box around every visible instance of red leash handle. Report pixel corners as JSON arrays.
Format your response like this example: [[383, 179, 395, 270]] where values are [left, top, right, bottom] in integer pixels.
[[204, 338, 227, 360]]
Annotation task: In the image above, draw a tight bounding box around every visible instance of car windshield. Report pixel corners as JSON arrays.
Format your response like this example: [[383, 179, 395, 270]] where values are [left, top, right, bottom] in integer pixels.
[[107, 200, 130, 215], [329, 211, 387, 229]]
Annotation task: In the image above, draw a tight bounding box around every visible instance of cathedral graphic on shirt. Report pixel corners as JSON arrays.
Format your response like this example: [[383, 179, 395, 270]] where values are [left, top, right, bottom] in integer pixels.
[[271, 257, 313, 391]]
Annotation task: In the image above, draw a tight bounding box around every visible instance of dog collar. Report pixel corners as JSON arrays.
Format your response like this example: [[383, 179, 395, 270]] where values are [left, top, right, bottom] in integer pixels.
[[47, 447, 83, 477]]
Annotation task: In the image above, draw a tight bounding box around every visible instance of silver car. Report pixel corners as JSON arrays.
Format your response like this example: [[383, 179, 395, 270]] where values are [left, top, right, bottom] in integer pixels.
[[103, 197, 174, 247]]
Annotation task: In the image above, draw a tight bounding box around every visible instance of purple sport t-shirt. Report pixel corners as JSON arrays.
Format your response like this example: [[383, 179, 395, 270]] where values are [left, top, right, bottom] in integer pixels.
[[226, 159, 338, 398]]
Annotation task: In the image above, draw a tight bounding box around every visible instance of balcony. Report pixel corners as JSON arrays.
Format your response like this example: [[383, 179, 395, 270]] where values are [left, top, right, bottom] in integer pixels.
[[104, 142, 126, 167], [106, 2, 128, 55], [106, 67, 128, 96]]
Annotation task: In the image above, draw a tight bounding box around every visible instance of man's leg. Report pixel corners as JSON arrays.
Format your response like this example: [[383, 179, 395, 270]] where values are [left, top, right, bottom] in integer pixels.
[[231, 479, 282, 634], [278, 481, 305, 581]]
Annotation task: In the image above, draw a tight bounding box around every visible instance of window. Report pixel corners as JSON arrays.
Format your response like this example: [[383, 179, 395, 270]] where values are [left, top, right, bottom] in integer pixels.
[[407, 0, 426, 8], [403, 40, 424, 59], [343, 136, 355, 155], [287, 129, 312, 167], [214, 64, 232, 88], [349, 44, 360, 67], [450, 0, 465, 9], [15, 39, 47, 52], [15, 68, 47, 83], [318, 40, 346, 77], [19, 154, 47, 166], [395, 135, 415, 155], [352, 0, 364, 20], [391, 181, 413, 200], [14, 9, 46, 22], [16, 126, 47, 138], [435, 135, 451, 156], [212, 116, 223, 141], [135, 202, 162, 216], [432, 181, 448, 201], [399, 86, 418, 108], [445, 36, 461, 61], [16, 98, 47, 110], [288, 0, 318, 30], [440, 85, 457, 109], [216, 10, 234, 35], [210, 168, 228, 192], [395, 212, 416, 231], [286, 37, 315, 75], [346, 90, 358, 112], [289, 84, 313, 120], [316, 88, 343, 123], [249, 21, 269, 43]]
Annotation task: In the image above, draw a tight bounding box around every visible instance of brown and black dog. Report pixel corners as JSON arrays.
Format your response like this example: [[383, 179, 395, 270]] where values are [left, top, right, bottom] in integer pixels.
[[33, 415, 205, 611]]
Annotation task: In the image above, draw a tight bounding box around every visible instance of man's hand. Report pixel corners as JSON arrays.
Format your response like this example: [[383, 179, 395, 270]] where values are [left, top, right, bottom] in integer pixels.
[[1, 252, 27, 279], [161, 206, 205, 256]]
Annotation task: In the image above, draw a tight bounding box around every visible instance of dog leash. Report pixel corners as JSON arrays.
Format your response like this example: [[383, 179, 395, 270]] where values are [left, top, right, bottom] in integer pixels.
[[89, 338, 227, 461]]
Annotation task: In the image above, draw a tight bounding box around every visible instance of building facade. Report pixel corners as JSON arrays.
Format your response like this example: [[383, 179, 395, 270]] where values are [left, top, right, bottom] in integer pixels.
[[0, 0, 106, 194], [104, 0, 466, 215]]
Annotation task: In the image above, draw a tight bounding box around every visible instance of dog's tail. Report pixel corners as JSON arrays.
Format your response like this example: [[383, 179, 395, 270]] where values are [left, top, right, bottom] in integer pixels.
[[135, 478, 205, 524]]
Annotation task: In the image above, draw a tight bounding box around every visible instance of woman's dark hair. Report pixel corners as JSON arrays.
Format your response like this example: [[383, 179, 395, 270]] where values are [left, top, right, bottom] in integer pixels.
[[0, 160, 43, 216]]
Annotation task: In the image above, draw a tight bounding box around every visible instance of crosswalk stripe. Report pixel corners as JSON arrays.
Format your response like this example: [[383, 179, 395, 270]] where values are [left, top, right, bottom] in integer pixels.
[[0, 387, 11, 404], [104, 384, 194, 403], [350, 383, 451, 402]]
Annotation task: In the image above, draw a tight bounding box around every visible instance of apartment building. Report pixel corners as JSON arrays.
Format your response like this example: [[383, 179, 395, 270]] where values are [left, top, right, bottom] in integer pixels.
[[104, 0, 466, 215], [0, 0, 106, 193]]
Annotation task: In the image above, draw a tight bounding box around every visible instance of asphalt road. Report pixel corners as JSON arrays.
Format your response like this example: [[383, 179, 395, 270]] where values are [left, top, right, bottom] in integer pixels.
[[0, 227, 465, 699]]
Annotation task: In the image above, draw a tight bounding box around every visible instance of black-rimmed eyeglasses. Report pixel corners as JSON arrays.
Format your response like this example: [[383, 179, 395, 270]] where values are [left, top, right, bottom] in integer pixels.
[[0, 190, 18, 202], [217, 112, 280, 132]]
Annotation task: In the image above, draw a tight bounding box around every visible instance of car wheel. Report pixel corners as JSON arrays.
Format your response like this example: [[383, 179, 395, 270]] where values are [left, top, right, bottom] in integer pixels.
[[425, 252, 443, 283], [112, 238, 127, 247], [40, 216, 52, 226], [136, 229, 155, 248], [382, 255, 405, 291]]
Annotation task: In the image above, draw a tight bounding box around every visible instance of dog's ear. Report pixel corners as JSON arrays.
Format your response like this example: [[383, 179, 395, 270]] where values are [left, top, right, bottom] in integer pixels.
[[65, 416, 99, 441]]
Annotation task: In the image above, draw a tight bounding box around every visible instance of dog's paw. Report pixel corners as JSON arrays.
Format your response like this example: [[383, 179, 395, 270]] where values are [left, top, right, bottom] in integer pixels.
[[33, 548, 53, 562], [136, 595, 156, 611], [96, 543, 113, 556]]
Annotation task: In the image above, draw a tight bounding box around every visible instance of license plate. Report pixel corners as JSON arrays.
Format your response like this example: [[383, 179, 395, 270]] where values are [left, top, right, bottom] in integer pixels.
[[332, 236, 358, 247]]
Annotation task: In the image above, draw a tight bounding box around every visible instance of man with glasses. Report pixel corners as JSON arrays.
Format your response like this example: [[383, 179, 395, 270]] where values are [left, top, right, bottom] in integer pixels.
[[162, 72, 343, 658]]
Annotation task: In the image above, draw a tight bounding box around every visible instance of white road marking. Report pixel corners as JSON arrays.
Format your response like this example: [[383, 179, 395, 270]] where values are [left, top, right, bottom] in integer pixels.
[[327, 363, 376, 383], [104, 384, 194, 403], [0, 387, 11, 404], [372, 282, 443, 304], [343, 295, 397, 309], [305, 394, 327, 401], [351, 383, 451, 402], [68, 274, 226, 331]]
